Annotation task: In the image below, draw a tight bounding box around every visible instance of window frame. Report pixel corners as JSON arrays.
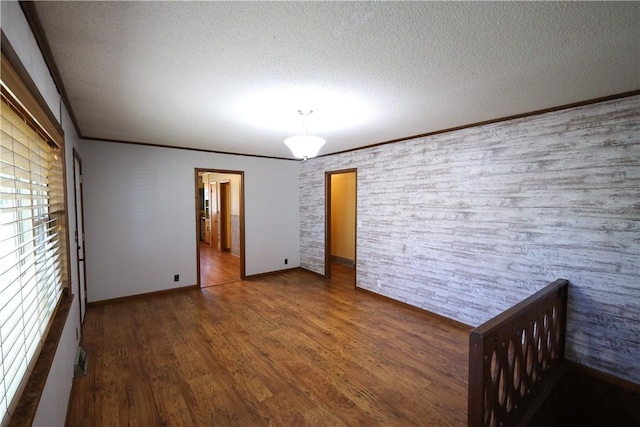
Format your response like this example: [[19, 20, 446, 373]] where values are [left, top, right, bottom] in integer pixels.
[[1, 51, 73, 427]]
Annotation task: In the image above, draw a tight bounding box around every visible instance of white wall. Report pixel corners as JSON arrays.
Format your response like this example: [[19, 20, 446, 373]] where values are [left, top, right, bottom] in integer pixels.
[[80, 140, 300, 302], [0, 1, 60, 124], [1, 1, 81, 425], [31, 314, 77, 426]]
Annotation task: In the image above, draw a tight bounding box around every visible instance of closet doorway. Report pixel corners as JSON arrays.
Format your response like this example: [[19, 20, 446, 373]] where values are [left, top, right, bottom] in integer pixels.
[[195, 169, 245, 287], [325, 169, 357, 288]]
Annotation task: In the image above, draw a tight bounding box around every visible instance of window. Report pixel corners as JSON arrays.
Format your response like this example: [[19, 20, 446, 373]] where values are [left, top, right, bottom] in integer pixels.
[[1, 54, 67, 425]]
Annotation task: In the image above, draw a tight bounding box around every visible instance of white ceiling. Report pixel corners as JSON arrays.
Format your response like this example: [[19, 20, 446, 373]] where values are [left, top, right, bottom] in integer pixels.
[[32, 1, 639, 159]]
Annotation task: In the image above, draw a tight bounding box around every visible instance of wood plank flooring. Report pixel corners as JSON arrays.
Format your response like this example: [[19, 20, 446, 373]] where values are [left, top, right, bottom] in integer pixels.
[[199, 242, 241, 287], [67, 267, 470, 426]]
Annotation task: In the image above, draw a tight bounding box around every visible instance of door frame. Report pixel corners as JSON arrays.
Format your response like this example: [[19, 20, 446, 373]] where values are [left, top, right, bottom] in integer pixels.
[[72, 148, 88, 325], [194, 168, 245, 287], [219, 181, 231, 251], [209, 180, 217, 247], [325, 168, 357, 286]]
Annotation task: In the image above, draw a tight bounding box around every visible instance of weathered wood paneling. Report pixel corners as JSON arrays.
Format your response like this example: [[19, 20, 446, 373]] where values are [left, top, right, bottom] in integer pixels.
[[299, 95, 640, 384]]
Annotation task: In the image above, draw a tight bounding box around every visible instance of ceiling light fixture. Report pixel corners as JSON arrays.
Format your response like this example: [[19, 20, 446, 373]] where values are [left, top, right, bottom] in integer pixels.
[[284, 110, 326, 160]]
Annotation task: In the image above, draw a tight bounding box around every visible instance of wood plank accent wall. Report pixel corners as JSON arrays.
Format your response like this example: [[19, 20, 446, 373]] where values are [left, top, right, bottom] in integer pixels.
[[299, 95, 640, 384]]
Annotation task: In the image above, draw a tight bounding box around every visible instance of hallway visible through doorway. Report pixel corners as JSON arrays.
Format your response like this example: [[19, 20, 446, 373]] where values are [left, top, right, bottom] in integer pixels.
[[195, 168, 245, 288]]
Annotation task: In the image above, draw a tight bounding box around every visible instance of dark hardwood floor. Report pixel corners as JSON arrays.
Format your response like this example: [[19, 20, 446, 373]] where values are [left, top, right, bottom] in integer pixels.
[[199, 241, 241, 287], [67, 267, 470, 426]]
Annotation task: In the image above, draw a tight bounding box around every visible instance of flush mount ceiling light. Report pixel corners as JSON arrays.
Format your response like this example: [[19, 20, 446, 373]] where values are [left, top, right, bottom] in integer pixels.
[[284, 110, 326, 160]]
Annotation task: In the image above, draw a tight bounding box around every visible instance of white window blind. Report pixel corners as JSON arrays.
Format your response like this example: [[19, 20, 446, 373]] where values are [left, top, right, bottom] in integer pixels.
[[0, 89, 65, 424]]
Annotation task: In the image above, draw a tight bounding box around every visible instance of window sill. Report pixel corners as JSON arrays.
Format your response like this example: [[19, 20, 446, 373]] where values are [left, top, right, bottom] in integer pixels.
[[9, 292, 74, 427]]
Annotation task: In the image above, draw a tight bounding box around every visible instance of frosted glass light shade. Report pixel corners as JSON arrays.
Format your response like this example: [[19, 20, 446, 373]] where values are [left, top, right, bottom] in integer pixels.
[[284, 135, 326, 159]]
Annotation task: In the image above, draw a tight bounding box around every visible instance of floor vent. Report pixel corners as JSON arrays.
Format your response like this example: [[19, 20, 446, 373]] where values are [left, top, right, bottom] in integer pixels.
[[74, 346, 88, 377]]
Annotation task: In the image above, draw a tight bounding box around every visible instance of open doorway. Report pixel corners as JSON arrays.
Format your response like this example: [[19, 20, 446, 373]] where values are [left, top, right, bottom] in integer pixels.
[[195, 169, 245, 287], [325, 169, 357, 288], [72, 149, 88, 325]]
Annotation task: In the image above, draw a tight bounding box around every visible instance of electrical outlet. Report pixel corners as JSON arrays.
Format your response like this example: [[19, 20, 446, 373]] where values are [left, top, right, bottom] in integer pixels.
[[174, 274, 179, 282], [285, 259, 288, 265]]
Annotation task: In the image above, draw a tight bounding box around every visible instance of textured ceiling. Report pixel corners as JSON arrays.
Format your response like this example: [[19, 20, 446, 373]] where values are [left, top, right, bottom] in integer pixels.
[[32, 1, 639, 159]]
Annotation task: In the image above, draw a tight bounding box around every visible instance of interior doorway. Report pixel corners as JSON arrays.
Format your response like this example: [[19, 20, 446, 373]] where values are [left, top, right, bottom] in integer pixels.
[[72, 149, 88, 325], [325, 169, 357, 288], [195, 169, 245, 287]]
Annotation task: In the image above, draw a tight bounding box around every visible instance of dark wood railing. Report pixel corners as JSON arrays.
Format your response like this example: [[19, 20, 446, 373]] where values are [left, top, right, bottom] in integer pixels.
[[468, 279, 569, 427]]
